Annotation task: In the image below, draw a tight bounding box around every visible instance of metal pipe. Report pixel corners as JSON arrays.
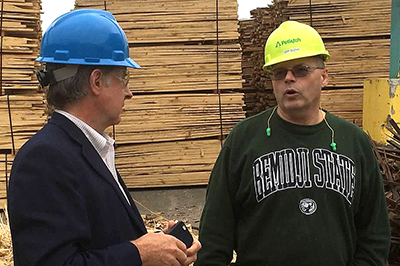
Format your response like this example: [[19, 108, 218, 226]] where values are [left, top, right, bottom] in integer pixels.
[[0, 0, 4, 96], [390, 0, 400, 78], [216, 0, 223, 147]]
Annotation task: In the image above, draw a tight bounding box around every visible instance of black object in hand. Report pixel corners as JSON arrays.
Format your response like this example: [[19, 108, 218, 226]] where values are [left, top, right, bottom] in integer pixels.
[[167, 221, 194, 248]]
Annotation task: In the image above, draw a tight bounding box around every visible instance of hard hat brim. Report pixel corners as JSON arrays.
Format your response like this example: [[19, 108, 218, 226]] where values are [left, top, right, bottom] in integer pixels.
[[263, 52, 330, 72], [36, 57, 141, 69]]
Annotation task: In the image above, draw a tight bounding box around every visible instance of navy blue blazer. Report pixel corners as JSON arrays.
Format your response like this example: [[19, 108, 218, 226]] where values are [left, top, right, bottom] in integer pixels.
[[8, 112, 147, 266]]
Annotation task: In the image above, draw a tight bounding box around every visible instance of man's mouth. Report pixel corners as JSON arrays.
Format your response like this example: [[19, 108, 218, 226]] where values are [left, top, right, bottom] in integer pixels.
[[285, 89, 298, 96]]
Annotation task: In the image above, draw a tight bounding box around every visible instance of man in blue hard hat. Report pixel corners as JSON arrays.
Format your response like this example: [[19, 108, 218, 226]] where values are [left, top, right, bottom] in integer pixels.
[[7, 9, 201, 266]]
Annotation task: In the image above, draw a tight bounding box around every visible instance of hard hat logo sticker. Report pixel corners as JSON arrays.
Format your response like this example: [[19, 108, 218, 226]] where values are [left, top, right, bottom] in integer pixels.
[[283, 48, 300, 54], [275, 38, 301, 48]]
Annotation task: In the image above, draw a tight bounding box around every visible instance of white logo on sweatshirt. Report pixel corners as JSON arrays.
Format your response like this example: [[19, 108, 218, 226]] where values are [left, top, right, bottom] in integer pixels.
[[299, 198, 317, 215], [253, 148, 356, 204]]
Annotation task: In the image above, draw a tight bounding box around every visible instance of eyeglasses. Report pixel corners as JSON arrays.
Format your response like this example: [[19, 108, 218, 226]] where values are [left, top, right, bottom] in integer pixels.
[[111, 68, 130, 87], [269, 64, 324, 80]]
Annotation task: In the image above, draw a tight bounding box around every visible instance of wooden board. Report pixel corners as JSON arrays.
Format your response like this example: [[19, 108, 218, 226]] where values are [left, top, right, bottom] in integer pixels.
[[116, 93, 245, 144], [239, 0, 391, 126], [116, 139, 221, 187], [1, 0, 42, 94], [0, 94, 47, 152], [129, 44, 243, 93], [75, 0, 240, 43], [0, 152, 13, 202], [0, 0, 245, 191]]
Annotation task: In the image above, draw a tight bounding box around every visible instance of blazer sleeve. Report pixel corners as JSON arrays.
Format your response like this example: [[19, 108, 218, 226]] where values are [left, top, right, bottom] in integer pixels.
[[8, 140, 143, 266]]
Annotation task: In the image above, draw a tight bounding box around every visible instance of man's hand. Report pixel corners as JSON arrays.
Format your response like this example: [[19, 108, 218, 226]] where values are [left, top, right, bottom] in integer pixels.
[[184, 237, 201, 265], [132, 231, 187, 266], [165, 221, 202, 266], [132, 221, 202, 266]]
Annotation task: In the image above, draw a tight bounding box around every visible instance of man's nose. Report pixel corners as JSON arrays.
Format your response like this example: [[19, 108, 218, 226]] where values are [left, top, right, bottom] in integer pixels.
[[125, 87, 133, 99], [284, 69, 296, 81]]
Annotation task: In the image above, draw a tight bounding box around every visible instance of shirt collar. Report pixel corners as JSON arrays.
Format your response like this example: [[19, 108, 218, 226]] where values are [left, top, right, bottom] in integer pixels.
[[54, 110, 114, 155]]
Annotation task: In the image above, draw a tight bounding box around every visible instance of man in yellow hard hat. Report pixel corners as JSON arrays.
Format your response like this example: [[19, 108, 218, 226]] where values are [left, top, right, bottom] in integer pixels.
[[195, 20, 390, 265]]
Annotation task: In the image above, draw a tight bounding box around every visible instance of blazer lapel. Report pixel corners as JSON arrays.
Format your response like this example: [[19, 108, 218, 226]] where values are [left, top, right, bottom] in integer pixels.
[[117, 172, 147, 233], [49, 112, 147, 235]]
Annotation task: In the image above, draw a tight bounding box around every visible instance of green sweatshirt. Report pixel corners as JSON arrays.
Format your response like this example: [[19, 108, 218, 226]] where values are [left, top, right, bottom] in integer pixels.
[[196, 108, 390, 266]]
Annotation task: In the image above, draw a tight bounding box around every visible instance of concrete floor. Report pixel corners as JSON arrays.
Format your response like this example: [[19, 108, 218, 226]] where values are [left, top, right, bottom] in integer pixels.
[[130, 186, 207, 231]]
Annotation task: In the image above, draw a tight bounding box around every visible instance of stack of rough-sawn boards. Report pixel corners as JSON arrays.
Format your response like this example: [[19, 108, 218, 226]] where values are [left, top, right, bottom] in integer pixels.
[[0, 0, 246, 204], [0, 0, 42, 205], [1, 0, 41, 95], [0, 0, 245, 204], [74, 0, 246, 188], [239, 0, 391, 125]]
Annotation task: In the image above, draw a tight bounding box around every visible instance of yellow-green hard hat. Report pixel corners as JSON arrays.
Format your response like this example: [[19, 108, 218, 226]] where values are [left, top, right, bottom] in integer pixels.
[[263, 21, 330, 71]]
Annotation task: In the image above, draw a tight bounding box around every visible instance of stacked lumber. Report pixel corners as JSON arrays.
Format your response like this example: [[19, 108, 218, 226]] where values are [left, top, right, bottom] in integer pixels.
[[279, 0, 391, 39], [239, 18, 258, 115], [320, 88, 363, 125], [75, 0, 243, 94], [325, 39, 390, 87], [116, 139, 221, 188], [116, 94, 245, 144], [1, 0, 42, 94], [74, 0, 245, 188], [239, 19, 254, 88], [0, 94, 46, 151], [239, 0, 391, 125], [0, 152, 12, 206], [129, 44, 243, 93], [115, 93, 243, 186], [0, 94, 45, 203], [238, 3, 278, 117], [75, 0, 239, 43]]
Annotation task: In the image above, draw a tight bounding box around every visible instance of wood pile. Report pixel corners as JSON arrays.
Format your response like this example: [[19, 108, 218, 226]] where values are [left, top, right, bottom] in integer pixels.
[[74, 0, 245, 188], [1, 0, 42, 95], [0, 0, 244, 197], [239, 0, 391, 125], [0, 151, 12, 207], [117, 139, 222, 188], [116, 94, 244, 144], [129, 45, 243, 93], [114, 93, 244, 187], [0, 94, 46, 151], [372, 118, 400, 265], [75, 0, 239, 43], [0, 94, 46, 205], [239, 19, 257, 115]]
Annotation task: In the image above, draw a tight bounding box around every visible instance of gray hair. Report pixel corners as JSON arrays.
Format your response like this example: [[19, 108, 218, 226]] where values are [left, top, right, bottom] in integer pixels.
[[46, 64, 114, 110], [315, 55, 326, 68]]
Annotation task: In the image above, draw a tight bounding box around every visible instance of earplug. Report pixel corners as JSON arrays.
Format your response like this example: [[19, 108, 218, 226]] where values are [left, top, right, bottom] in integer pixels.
[[330, 142, 337, 151], [266, 127, 271, 137]]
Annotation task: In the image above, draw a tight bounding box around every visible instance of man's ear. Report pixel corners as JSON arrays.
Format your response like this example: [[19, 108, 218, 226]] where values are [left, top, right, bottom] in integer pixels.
[[321, 68, 329, 88], [89, 69, 104, 96]]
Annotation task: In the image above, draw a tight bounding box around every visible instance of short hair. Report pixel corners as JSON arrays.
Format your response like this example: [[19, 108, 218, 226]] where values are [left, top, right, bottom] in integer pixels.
[[315, 55, 326, 68], [46, 64, 114, 110]]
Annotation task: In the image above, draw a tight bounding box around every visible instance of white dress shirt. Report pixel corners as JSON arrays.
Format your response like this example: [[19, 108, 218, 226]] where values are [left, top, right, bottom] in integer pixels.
[[55, 110, 131, 205]]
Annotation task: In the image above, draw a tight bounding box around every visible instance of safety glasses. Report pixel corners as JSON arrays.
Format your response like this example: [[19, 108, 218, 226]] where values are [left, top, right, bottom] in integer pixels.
[[269, 64, 324, 80], [111, 68, 130, 87]]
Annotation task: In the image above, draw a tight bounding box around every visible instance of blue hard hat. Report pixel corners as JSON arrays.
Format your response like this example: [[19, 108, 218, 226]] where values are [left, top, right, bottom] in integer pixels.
[[37, 9, 140, 68]]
